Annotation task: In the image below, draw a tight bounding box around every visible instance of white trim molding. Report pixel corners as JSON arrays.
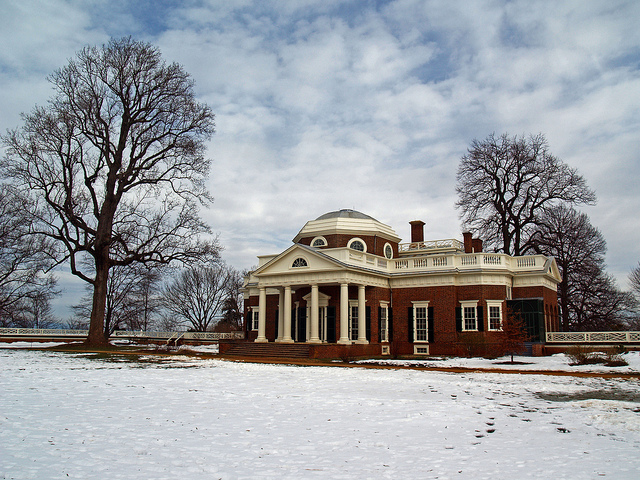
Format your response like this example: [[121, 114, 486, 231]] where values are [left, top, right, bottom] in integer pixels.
[[460, 300, 479, 331], [486, 300, 504, 331]]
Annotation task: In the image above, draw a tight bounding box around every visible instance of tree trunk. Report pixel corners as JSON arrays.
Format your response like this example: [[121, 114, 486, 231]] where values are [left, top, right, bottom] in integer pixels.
[[560, 280, 570, 332], [86, 260, 110, 346]]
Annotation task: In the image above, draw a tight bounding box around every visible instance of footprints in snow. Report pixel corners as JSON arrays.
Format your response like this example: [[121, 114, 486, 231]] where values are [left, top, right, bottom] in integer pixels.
[[475, 418, 497, 438]]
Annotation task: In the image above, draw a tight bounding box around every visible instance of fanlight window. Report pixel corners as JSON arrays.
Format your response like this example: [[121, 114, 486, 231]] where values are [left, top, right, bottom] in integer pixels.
[[349, 240, 365, 252], [312, 237, 327, 247], [292, 258, 308, 268]]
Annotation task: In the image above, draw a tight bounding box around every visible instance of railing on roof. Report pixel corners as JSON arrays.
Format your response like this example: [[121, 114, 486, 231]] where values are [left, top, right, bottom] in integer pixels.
[[398, 239, 464, 252], [392, 253, 543, 272], [322, 247, 546, 273]]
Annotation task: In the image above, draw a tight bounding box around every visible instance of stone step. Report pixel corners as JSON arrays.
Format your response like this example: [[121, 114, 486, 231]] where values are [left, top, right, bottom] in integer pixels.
[[224, 342, 310, 358]]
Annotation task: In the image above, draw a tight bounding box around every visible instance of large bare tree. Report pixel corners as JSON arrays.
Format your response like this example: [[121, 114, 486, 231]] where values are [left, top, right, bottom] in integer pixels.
[[161, 265, 231, 332], [1, 38, 218, 345], [456, 133, 596, 255]]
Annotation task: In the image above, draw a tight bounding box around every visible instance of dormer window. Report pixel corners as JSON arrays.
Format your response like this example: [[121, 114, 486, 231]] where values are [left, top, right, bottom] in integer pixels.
[[292, 258, 308, 268], [348, 238, 366, 252], [311, 236, 327, 247]]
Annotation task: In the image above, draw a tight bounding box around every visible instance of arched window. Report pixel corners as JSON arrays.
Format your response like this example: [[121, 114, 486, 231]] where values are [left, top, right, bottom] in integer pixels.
[[292, 258, 308, 268], [312, 236, 327, 247], [348, 238, 366, 252], [384, 243, 393, 259]]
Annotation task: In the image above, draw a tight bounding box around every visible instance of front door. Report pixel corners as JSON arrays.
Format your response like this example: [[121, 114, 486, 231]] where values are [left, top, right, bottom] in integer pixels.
[[297, 306, 307, 342]]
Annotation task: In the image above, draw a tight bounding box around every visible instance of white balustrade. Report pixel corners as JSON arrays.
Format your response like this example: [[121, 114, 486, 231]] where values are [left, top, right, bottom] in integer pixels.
[[0, 328, 245, 341], [461, 256, 478, 266], [432, 256, 448, 267], [413, 258, 429, 268], [546, 331, 640, 343]]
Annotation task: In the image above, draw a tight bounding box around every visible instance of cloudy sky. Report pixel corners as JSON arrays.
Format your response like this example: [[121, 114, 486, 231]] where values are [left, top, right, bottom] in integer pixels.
[[1, 0, 639, 318]]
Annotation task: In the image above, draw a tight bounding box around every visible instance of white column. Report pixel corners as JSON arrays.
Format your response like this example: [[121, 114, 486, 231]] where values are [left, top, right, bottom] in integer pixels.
[[356, 284, 368, 344], [255, 287, 268, 343], [281, 285, 294, 343], [275, 288, 285, 342], [338, 283, 350, 344], [309, 284, 321, 343]]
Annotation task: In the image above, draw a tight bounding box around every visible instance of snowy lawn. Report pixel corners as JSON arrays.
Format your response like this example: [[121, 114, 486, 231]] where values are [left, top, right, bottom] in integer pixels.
[[1, 348, 640, 479]]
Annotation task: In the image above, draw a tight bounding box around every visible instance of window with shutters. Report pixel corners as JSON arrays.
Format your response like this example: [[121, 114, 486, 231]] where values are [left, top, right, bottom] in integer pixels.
[[379, 303, 389, 342], [412, 301, 430, 342], [460, 300, 478, 331]]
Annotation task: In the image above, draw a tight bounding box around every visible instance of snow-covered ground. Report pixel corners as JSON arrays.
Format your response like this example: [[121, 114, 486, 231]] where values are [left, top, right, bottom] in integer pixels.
[[1, 347, 640, 479], [356, 351, 640, 374]]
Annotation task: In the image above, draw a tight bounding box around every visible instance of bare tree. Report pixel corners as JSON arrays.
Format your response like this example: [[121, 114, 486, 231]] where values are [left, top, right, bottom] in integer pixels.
[[456, 133, 596, 255], [496, 309, 528, 363], [127, 265, 164, 331], [13, 291, 58, 329], [533, 205, 605, 330], [161, 265, 230, 332], [630, 263, 640, 300], [534, 204, 634, 331], [0, 183, 58, 324], [2, 38, 219, 345], [569, 269, 635, 331], [216, 267, 244, 331]]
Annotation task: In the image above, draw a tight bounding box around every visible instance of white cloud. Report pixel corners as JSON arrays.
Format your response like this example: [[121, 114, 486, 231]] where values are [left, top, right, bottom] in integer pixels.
[[1, 0, 639, 317]]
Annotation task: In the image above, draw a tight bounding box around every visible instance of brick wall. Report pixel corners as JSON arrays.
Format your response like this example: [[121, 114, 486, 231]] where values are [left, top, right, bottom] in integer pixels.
[[297, 234, 399, 258], [391, 284, 508, 356]]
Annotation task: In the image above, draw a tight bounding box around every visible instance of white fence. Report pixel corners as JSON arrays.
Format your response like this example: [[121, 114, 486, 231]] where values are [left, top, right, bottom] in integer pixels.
[[546, 331, 640, 343], [0, 328, 245, 342]]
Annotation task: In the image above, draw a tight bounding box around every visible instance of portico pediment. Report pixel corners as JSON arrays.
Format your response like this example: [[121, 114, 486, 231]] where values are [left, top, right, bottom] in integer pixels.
[[253, 244, 346, 277], [546, 257, 562, 283]]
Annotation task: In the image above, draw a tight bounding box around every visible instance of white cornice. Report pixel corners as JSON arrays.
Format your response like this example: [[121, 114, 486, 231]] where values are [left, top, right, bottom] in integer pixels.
[[293, 217, 402, 243]]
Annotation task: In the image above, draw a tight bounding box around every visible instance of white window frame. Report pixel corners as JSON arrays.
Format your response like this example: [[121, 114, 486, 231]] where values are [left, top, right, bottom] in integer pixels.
[[379, 301, 389, 343], [412, 301, 430, 343], [349, 300, 359, 341], [291, 257, 309, 268], [486, 300, 504, 331], [460, 300, 478, 331], [414, 345, 429, 355], [311, 236, 327, 247], [348, 238, 367, 253], [250, 307, 259, 331], [383, 242, 394, 259]]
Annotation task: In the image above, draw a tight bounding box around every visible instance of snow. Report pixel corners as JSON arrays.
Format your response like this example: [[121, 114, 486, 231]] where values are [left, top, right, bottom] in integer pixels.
[[357, 351, 640, 374], [1, 347, 640, 479]]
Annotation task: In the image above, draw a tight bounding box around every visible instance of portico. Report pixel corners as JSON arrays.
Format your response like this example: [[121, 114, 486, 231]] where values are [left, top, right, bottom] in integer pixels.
[[253, 275, 374, 346]]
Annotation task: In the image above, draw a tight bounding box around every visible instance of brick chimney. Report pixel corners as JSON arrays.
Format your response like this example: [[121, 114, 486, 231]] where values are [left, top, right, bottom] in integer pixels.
[[463, 232, 473, 253], [472, 238, 483, 253], [409, 220, 425, 243]]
